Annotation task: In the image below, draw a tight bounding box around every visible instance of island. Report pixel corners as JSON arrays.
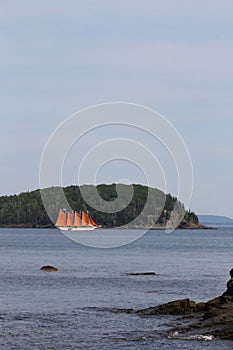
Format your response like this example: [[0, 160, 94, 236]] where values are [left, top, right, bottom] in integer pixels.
[[0, 184, 205, 229]]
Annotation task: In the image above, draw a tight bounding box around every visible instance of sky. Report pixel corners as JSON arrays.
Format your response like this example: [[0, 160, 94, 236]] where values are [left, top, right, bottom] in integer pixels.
[[1, 0, 233, 217]]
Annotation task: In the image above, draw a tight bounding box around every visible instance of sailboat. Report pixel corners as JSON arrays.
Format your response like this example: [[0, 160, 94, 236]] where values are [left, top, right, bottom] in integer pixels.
[[55, 209, 99, 231]]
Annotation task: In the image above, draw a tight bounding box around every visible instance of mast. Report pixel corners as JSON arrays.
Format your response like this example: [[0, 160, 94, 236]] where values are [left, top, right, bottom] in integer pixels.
[[55, 209, 66, 227]]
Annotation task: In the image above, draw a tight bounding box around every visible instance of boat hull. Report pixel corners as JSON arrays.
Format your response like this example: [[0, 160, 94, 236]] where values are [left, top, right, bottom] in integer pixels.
[[57, 226, 96, 232]]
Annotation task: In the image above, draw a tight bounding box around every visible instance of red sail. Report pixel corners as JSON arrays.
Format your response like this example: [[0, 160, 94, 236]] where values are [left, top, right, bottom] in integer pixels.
[[55, 209, 66, 227], [81, 211, 90, 226], [89, 216, 97, 226], [66, 212, 73, 227], [74, 211, 81, 226]]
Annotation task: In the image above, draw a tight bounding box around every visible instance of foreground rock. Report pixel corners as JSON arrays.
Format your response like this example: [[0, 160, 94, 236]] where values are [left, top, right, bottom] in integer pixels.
[[117, 268, 233, 340], [40, 265, 58, 272], [136, 298, 206, 316], [166, 295, 233, 340]]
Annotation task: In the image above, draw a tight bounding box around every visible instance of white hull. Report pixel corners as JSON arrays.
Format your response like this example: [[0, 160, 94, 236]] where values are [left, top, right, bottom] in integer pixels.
[[58, 226, 96, 232]]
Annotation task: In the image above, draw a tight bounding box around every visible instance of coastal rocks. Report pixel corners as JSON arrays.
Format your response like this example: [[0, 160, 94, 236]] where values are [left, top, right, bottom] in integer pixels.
[[119, 268, 233, 340], [106, 299, 205, 316], [222, 268, 233, 297], [172, 295, 233, 340], [126, 272, 156, 276], [136, 299, 205, 316], [40, 265, 58, 272], [178, 221, 211, 229], [159, 269, 233, 340]]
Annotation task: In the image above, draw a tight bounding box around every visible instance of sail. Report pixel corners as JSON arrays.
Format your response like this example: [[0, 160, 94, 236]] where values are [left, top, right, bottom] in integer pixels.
[[66, 211, 73, 227], [81, 211, 90, 226], [89, 216, 97, 226], [55, 209, 66, 227], [55, 209, 98, 230], [74, 211, 81, 226]]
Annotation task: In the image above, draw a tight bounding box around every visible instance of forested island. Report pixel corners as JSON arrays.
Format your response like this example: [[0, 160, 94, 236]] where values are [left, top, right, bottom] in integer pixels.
[[0, 184, 202, 229]]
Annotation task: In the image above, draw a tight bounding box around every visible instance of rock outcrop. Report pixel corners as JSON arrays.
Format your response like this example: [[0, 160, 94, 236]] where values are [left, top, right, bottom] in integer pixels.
[[136, 298, 205, 316], [117, 268, 233, 340]]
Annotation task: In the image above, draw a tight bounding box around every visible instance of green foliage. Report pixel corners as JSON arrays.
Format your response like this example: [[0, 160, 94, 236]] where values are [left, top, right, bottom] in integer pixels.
[[184, 210, 199, 224], [0, 184, 198, 227]]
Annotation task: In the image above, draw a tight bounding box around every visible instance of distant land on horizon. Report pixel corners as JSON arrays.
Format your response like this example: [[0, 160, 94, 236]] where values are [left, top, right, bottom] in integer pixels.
[[198, 215, 233, 225]]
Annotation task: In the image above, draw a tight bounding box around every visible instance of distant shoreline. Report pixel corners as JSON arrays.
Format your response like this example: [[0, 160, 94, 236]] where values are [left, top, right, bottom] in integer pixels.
[[0, 223, 215, 230]]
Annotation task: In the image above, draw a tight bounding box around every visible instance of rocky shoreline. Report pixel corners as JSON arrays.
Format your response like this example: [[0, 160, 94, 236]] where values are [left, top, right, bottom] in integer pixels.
[[114, 222, 214, 230], [137, 295, 233, 340], [114, 268, 233, 340]]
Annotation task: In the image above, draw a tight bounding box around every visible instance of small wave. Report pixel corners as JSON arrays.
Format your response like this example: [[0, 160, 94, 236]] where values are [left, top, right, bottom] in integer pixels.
[[145, 290, 178, 295], [168, 331, 214, 341]]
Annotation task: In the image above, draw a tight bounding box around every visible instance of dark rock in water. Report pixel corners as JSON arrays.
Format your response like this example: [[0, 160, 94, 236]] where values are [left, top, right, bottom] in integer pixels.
[[109, 307, 135, 314], [126, 272, 156, 276], [40, 265, 58, 272]]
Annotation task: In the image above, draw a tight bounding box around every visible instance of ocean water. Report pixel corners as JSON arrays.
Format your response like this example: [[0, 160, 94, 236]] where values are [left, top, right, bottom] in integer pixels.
[[0, 228, 233, 350]]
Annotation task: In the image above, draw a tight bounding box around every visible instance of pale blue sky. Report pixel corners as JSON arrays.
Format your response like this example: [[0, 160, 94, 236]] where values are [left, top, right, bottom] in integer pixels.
[[1, 1, 233, 217]]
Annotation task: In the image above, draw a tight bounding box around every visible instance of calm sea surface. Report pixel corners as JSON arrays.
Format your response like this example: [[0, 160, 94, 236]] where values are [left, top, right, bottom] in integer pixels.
[[0, 228, 233, 349]]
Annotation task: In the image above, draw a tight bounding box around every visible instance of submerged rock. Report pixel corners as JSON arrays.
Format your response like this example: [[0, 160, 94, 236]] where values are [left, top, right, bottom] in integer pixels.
[[40, 265, 58, 272]]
